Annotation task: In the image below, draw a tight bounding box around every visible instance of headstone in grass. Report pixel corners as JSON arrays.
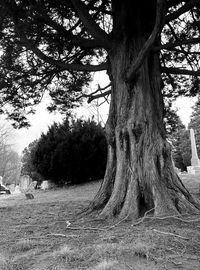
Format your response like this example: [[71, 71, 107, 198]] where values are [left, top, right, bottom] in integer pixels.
[[8, 184, 15, 193], [26, 181, 37, 192], [25, 193, 34, 199], [13, 185, 22, 194], [41, 180, 49, 190], [19, 175, 32, 190]]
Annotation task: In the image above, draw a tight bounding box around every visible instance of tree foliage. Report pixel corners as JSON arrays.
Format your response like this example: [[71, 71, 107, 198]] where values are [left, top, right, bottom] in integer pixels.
[[22, 118, 107, 185], [171, 96, 200, 171], [21, 139, 44, 182], [188, 95, 200, 157], [0, 1, 199, 127], [170, 121, 191, 171], [0, 121, 21, 185]]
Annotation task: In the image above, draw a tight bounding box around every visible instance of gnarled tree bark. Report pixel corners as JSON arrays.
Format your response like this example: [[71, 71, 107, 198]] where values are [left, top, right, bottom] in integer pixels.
[[88, 0, 200, 219]]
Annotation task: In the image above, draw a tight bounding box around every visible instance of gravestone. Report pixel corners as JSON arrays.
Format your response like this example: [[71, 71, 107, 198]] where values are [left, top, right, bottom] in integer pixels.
[[0, 176, 11, 194], [8, 184, 15, 193], [187, 128, 200, 175], [41, 180, 49, 190], [26, 181, 37, 192], [13, 185, 21, 194], [19, 175, 32, 191]]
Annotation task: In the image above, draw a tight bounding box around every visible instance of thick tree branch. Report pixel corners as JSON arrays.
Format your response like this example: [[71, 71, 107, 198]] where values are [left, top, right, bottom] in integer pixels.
[[20, 36, 108, 72], [126, 0, 166, 82], [9, 2, 108, 73], [70, 0, 112, 50], [32, 1, 104, 49], [165, 0, 200, 23], [161, 67, 200, 76], [43, 19, 103, 49], [154, 37, 200, 50]]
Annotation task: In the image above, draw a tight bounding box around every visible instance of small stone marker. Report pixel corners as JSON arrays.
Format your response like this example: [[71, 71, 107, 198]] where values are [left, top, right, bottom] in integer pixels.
[[26, 181, 37, 192], [25, 193, 34, 199], [41, 180, 49, 190], [13, 185, 22, 194], [8, 184, 15, 193]]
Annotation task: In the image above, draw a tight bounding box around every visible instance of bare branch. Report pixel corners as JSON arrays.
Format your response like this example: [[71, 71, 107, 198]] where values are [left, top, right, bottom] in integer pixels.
[[70, 0, 112, 50], [88, 89, 111, 103], [126, 0, 166, 82], [165, 0, 200, 23], [89, 83, 111, 96], [77, 83, 111, 103], [161, 67, 200, 76], [152, 229, 189, 240]]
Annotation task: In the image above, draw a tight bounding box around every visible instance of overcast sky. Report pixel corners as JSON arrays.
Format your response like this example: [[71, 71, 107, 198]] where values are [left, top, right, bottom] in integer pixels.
[[8, 96, 194, 154], [173, 96, 196, 127], [3, 70, 196, 155], [8, 71, 110, 154]]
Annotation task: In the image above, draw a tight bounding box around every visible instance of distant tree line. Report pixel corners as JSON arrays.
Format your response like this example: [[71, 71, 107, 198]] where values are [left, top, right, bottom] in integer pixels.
[[22, 98, 200, 182], [0, 121, 21, 185], [21, 117, 107, 186], [170, 118, 190, 171]]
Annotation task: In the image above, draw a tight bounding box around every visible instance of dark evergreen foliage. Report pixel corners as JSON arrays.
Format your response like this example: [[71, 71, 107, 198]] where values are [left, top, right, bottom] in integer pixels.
[[171, 127, 191, 171], [188, 96, 200, 157], [28, 118, 107, 185], [21, 140, 38, 174]]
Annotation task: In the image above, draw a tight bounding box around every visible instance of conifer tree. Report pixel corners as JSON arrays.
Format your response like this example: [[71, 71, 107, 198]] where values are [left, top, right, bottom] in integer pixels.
[[188, 96, 200, 157]]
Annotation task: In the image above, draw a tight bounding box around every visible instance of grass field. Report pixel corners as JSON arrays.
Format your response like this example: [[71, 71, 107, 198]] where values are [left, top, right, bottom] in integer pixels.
[[0, 177, 200, 270]]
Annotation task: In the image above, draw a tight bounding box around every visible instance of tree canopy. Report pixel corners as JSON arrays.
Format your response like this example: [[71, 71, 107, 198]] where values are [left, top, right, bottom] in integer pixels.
[[0, 0, 199, 127]]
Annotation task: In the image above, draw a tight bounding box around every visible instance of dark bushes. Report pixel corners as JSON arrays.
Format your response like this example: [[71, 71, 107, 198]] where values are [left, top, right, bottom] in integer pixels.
[[23, 118, 107, 185]]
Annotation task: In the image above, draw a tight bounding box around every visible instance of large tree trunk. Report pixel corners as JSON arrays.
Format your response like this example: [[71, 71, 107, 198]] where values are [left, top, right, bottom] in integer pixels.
[[89, 0, 200, 219]]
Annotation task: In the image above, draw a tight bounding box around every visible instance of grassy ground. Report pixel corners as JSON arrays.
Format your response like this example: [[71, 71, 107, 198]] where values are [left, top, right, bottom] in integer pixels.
[[0, 178, 200, 270]]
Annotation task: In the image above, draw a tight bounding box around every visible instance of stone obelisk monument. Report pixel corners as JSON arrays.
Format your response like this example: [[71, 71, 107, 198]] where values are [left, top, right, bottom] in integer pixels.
[[189, 128, 200, 174]]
